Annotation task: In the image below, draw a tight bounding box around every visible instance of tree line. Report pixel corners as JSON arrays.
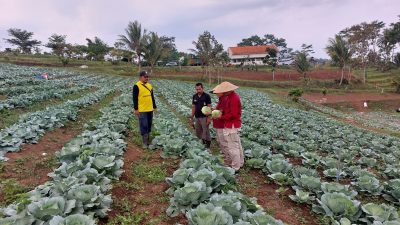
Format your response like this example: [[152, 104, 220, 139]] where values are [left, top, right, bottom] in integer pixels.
[[2, 17, 400, 84]]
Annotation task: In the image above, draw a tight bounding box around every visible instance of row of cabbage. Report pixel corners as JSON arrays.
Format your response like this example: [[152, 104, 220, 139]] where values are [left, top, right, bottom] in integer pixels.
[[0, 75, 102, 96], [0, 63, 87, 80], [0, 74, 116, 110], [299, 98, 400, 133], [0, 86, 133, 225], [152, 80, 400, 224], [0, 86, 89, 110], [0, 77, 123, 161], [150, 93, 285, 225]]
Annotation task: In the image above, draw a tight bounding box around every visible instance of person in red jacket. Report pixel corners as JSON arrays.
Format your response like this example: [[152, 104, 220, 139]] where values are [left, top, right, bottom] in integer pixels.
[[212, 87, 230, 166], [212, 82, 244, 172]]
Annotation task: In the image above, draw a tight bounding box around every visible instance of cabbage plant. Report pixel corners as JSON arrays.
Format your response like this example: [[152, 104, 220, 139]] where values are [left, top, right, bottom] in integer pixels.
[[312, 193, 361, 223]]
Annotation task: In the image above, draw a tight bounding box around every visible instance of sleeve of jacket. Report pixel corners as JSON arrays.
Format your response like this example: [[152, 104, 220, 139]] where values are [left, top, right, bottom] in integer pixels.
[[132, 85, 139, 110], [221, 95, 241, 121], [151, 90, 157, 109]]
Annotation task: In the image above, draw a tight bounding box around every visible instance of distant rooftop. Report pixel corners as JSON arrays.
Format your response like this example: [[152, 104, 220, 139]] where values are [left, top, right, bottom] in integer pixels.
[[228, 45, 277, 55]]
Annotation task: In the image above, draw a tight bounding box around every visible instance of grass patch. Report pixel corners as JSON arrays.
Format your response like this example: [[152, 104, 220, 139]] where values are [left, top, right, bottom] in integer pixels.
[[105, 211, 149, 225], [0, 179, 30, 206], [131, 163, 167, 183]]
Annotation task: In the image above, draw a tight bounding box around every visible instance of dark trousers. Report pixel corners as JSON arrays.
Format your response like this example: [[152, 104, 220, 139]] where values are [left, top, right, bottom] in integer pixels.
[[139, 112, 153, 135]]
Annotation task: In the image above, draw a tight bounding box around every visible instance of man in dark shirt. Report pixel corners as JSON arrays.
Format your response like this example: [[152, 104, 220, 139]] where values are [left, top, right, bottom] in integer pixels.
[[191, 83, 212, 148]]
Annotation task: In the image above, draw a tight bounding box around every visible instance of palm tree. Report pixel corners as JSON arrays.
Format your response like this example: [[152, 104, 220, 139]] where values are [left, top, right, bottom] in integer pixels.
[[119, 21, 147, 72], [142, 32, 166, 75], [326, 35, 352, 85]]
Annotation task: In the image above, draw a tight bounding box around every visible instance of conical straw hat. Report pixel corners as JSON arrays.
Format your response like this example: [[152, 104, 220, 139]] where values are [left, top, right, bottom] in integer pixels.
[[212, 82, 239, 94]]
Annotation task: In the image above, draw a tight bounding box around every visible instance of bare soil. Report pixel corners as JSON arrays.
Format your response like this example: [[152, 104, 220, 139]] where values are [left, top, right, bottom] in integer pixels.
[[303, 92, 400, 112], [237, 169, 321, 225]]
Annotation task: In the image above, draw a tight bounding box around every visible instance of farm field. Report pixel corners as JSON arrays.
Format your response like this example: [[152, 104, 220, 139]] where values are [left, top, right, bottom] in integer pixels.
[[0, 63, 400, 225]]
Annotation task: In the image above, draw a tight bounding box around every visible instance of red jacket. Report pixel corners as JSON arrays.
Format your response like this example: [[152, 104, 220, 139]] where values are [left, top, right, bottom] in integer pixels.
[[213, 95, 227, 129], [220, 92, 242, 128]]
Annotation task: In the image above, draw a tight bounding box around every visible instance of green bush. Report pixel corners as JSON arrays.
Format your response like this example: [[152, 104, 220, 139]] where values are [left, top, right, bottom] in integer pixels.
[[288, 88, 304, 102]]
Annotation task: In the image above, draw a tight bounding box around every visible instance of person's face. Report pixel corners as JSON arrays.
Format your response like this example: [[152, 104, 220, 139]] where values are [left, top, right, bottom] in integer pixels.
[[216, 93, 223, 97], [140, 75, 149, 83], [195, 85, 203, 94]]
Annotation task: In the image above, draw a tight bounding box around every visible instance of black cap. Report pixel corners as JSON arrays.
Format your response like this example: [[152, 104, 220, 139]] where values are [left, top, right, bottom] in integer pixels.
[[139, 71, 148, 76]]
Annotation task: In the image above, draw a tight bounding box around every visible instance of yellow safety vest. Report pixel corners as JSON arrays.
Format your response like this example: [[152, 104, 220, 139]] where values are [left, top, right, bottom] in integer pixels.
[[136, 81, 154, 112]]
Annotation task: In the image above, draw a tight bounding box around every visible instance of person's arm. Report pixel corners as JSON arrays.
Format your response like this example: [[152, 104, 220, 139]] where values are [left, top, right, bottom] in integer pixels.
[[132, 85, 139, 116], [191, 96, 196, 118], [151, 90, 157, 109]]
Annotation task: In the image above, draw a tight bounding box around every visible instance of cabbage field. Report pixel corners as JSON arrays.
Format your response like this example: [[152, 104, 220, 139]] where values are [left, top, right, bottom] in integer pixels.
[[0, 63, 399, 225]]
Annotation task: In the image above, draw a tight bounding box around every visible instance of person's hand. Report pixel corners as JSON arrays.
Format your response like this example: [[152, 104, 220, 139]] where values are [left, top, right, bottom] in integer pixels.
[[134, 110, 139, 117], [153, 108, 157, 114], [206, 117, 211, 125]]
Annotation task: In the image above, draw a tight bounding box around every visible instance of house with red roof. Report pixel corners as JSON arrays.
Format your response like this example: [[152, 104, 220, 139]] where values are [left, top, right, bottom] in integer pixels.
[[228, 45, 277, 65]]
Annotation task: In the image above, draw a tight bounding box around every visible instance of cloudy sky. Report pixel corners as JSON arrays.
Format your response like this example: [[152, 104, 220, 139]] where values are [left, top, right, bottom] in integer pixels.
[[0, 0, 399, 58]]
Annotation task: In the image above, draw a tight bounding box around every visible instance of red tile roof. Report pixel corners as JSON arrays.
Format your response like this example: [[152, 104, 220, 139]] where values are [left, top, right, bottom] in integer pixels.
[[229, 45, 277, 55]]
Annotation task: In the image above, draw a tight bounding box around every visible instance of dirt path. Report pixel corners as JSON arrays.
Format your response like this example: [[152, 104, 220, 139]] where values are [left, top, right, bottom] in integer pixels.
[[99, 140, 187, 225], [237, 169, 321, 225]]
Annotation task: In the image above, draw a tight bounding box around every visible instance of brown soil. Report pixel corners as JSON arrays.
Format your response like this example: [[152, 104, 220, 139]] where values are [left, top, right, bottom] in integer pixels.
[[99, 141, 187, 225], [0, 127, 80, 187], [160, 69, 356, 82], [237, 169, 321, 225], [303, 92, 400, 112]]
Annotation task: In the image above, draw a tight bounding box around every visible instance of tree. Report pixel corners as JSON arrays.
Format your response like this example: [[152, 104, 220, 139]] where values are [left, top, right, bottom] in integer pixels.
[[85, 37, 109, 61], [238, 34, 294, 65], [326, 35, 352, 85], [45, 34, 71, 66], [119, 21, 147, 72], [340, 21, 384, 82], [110, 41, 134, 64], [293, 52, 311, 82], [190, 31, 224, 85], [237, 35, 264, 46], [4, 28, 41, 54], [142, 32, 171, 75], [265, 48, 278, 81]]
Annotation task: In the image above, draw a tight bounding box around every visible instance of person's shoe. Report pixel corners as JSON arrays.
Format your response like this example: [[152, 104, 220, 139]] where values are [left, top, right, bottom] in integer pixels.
[[142, 134, 149, 148], [205, 140, 211, 148]]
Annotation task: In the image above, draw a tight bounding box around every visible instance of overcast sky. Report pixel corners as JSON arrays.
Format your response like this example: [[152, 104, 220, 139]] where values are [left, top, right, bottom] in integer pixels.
[[0, 0, 399, 58]]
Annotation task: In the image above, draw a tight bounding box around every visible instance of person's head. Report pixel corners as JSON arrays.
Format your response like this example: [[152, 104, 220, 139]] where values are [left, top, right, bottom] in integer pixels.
[[216, 92, 224, 98], [195, 83, 204, 95], [139, 71, 149, 83]]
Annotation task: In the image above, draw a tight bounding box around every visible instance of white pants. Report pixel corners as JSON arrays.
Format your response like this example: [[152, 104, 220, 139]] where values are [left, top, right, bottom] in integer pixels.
[[217, 128, 244, 171]]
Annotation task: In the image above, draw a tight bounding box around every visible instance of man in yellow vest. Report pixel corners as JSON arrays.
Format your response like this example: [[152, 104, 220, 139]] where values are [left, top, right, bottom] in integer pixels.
[[132, 71, 157, 148]]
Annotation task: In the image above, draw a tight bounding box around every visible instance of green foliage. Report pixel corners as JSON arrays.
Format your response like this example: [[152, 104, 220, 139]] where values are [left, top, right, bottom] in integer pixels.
[[288, 88, 303, 102], [293, 52, 311, 80], [106, 212, 148, 225], [85, 37, 110, 61], [4, 28, 41, 54], [0, 179, 29, 206], [131, 163, 167, 183]]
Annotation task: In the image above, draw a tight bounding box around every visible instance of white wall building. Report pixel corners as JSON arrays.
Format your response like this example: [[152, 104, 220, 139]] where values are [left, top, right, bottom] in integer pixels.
[[228, 45, 277, 65]]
